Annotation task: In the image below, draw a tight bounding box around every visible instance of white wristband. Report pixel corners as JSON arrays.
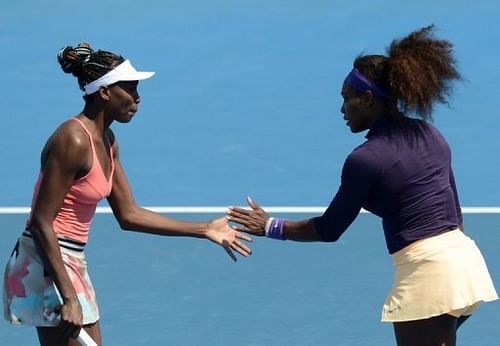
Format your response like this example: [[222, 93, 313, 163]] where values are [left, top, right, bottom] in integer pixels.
[[264, 217, 274, 236]]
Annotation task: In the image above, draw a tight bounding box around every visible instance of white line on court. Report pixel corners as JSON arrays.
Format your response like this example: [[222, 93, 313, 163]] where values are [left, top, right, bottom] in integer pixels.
[[1, 207, 500, 214]]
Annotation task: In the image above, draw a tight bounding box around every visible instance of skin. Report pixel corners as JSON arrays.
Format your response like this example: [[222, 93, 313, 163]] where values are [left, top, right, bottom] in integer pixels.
[[227, 83, 467, 346], [31, 80, 252, 345]]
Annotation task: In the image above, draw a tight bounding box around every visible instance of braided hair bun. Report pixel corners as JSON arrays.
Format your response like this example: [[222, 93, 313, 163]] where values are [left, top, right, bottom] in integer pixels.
[[57, 43, 94, 76], [56, 43, 124, 92]]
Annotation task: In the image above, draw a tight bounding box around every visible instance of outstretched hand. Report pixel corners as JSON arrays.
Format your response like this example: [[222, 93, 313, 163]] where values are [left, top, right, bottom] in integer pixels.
[[227, 197, 270, 236], [205, 216, 252, 262]]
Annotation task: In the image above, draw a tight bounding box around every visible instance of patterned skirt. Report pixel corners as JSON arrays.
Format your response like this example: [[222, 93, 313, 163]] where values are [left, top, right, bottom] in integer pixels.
[[3, 232, 99, 326]]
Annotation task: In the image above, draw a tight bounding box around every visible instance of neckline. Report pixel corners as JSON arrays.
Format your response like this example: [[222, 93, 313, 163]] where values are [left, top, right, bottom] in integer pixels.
[[71, 117, 114, 183]]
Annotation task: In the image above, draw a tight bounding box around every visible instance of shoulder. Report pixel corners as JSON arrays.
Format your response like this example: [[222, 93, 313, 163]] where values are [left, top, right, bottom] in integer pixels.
[[416, 120, 450, 150], [53, 120, 89, 151], [343, 142, 383, 177], [42, 119, 91, 167], [349, 140, 381, 164], [424, 121, 445, 139]]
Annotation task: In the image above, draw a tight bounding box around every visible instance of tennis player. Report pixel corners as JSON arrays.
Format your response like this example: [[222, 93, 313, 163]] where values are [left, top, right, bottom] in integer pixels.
[[3, 43, 252, 346], [228, 26, 497, 346]]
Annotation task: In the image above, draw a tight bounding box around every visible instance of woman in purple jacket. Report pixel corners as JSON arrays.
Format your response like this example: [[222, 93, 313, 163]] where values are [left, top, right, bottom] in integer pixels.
[[228, 26, 498, 346]]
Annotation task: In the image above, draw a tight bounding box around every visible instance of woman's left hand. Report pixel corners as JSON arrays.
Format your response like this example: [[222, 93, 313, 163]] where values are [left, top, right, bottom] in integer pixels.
[[227, 197, 270, 236], [205, 217, 253, 262]]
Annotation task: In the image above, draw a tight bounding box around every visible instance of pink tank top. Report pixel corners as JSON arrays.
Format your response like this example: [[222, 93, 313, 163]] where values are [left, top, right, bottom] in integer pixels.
[[27, 118, 114, 243]]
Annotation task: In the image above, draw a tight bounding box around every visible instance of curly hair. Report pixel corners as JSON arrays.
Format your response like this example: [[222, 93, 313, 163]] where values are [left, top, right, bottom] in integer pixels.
[[354, 25, 462, 120], [57, 42, 125, 92]]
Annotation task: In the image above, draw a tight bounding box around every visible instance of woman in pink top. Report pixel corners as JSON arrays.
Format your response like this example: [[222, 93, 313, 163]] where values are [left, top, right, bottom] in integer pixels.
[[3, 43, 252, 346]]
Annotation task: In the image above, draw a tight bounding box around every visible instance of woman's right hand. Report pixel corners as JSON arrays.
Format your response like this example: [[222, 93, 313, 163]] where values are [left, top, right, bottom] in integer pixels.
[[58, 297, 83, 339]]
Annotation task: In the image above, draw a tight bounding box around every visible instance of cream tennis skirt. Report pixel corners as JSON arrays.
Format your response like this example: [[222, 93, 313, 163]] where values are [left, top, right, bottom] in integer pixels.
[[381, 229, 498, 322]]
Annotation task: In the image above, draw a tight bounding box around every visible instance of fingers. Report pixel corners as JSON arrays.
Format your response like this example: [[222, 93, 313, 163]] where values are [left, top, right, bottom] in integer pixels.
[[59, 319, 81, 339], [236, 232, 253, 242], [246, 196, 260, 210], [226, 213, 254, 227], [226, 213, 249, 226], [222, 240, 237, 262], [221, 232, 253, 261], [231, 239, 252, 257], [57, 301, 83, 339], [228, 196, 262, 216], [227, 215, 264, 235], [226, 209, 262, 228], [231, 225, 250, 233], [71, 326, 81, 339], [228, 206, 252, 217]]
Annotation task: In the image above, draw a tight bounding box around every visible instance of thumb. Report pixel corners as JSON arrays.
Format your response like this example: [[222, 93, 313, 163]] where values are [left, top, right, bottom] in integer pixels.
[[246, 196, 260, 210]]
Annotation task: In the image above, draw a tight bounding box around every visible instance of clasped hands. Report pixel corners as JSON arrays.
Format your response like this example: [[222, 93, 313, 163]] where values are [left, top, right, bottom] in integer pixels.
[[209, 197, 270, 262]]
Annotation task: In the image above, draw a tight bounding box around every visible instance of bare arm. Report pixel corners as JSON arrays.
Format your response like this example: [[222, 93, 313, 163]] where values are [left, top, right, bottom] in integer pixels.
[[107, 137, 251, 261], [283, 219, 321, 241], [29, 122, 89, 337]]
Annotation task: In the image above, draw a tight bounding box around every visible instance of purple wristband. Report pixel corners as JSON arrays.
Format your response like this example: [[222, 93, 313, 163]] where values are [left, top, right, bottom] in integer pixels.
[[266, 218, 285, 240]]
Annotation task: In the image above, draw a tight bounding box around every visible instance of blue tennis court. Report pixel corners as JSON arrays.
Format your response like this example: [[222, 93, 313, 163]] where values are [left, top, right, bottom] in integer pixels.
[[1, 1, 499, 345]]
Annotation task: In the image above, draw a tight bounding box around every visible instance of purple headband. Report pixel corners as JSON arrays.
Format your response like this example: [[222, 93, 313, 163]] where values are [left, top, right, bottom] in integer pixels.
[[344, 68, 389, 99]]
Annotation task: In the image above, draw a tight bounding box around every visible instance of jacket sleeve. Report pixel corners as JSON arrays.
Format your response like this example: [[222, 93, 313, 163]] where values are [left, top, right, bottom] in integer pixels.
[[313, 147, 382, 242]]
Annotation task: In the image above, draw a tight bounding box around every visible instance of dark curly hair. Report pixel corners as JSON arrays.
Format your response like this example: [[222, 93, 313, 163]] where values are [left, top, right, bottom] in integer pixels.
[[353, 25, 462, 121], [57, 42, 125, 92]]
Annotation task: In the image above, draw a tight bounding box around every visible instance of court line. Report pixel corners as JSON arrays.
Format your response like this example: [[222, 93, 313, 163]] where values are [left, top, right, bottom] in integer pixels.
[[1, 207, 500, 214]]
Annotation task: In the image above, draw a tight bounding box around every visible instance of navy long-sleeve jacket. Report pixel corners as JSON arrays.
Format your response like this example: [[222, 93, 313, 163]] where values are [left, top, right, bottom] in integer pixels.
[[313, 116, 462, 254]]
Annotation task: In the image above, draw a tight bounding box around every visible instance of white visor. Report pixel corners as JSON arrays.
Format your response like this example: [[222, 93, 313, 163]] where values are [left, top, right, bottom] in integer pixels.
[[83, 59, 155, 95]]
